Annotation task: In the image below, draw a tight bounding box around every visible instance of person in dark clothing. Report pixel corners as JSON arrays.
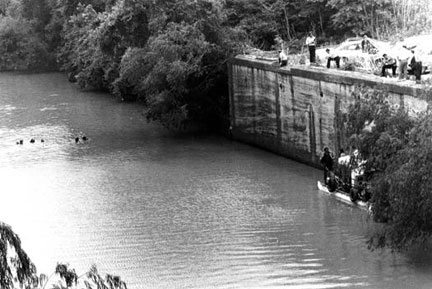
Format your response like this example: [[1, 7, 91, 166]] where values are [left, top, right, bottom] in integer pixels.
[[409, 49, 422, 84], [381, 54, 397, 77], [361, 35, 370, 53], [320, 147, 334, 184]]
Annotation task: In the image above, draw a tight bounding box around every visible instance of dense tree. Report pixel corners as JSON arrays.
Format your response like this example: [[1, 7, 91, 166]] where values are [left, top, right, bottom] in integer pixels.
[[58, 0, 150, 90], [374, 114, 432, 250], [0, 0, 22, 17], [389, 0, 432, 37], [113, 0, 242, 129], [344, 86, 432, 251], [225, 0, 280, 50], [2, 0, 432, 73], [20, 0, 52, 35], [120, 22, 218, 128], [58, 4, 103, 87], [59, 0, 115, 17], [326, 0, 393, 38], [224, 0, 336, 50], [0, 0, 11, 15], [0, 16, 54, 71]]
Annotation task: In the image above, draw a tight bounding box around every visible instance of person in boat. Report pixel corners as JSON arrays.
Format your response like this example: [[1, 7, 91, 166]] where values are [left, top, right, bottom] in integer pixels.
[[337, 149, 351, 188], [320, 147, 334, 185], [348, 149, 372, 202], [349, 149, 367, 186]]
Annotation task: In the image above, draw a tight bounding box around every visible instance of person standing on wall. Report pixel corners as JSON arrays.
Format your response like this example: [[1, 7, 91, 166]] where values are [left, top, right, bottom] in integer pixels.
[[349, 149, 366, 186], [361, 35, 370, 53], [409, 49, 422, 84], [396, 44, 411, 80], [305, 32, 316, 64]]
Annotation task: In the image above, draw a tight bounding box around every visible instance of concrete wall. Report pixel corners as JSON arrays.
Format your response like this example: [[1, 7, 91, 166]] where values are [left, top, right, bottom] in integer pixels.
[[228, 56, 428, 167]]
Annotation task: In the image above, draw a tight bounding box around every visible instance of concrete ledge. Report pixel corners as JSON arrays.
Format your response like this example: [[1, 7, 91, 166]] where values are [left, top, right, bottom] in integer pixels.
[[230, 56, 424, 97], [290, 67, 423, 97], [229, 56, 288, 74]]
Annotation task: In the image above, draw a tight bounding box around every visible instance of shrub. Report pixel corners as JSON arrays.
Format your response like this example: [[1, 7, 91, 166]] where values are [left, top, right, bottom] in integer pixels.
[[344, 86, 432, 251]]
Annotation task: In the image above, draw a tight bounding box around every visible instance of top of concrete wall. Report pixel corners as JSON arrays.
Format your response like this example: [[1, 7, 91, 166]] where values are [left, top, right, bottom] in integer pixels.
[[230, 55, 424, 97]]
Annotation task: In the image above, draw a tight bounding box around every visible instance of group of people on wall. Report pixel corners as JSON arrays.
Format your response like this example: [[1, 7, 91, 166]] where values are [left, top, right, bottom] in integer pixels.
[[278, 33, 424, 84], [379, 45, 423, 84]]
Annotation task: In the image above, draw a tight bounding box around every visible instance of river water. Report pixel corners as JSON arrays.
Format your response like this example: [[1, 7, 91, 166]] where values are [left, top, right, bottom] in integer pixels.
[[0, 73, 432, 289]]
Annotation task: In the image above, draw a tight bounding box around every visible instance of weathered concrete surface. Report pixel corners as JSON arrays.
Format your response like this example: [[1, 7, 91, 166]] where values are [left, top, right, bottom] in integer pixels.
[[229, 55, 428, 167]]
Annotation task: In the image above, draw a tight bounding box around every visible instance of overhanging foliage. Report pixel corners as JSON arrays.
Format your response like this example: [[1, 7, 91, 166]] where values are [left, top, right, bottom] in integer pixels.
[[345, 86, 432, 251]]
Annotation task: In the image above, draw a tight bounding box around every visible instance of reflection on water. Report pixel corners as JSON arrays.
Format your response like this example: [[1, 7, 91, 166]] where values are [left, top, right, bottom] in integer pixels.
[[0, 72, 432, 289]]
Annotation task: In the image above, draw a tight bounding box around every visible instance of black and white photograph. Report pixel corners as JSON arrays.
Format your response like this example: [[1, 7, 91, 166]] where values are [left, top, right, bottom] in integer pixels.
[[0, 0, 432, 288]]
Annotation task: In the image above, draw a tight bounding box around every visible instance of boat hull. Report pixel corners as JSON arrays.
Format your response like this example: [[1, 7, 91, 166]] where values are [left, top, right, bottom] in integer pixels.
[[317, 180, 370, 211]]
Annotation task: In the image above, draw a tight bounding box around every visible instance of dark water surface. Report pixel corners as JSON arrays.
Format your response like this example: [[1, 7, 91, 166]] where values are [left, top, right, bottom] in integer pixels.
[[1, 73, 432, 289]]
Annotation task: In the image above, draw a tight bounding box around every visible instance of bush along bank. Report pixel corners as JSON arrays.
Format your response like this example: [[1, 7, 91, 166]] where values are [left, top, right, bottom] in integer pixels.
[[344, 85, 432, 251]]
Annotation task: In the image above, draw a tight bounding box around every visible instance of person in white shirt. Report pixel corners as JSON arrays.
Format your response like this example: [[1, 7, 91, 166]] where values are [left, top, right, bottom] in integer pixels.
[[278, 50, 288, 67], [396, 44, 412, 80], [325, 48, 340, 68], [305, 32, 316, 63]]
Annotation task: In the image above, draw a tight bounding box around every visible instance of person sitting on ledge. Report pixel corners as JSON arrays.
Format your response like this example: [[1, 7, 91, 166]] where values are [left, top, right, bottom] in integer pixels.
[[278, 49, 288, 67], [381, 54, 397, 77], [325, 48, 340, 69]]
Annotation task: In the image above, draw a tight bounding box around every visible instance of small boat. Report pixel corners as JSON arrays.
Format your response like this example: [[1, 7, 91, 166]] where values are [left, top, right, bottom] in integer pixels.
[[317, 180, 371, 211]]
